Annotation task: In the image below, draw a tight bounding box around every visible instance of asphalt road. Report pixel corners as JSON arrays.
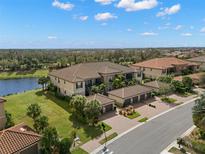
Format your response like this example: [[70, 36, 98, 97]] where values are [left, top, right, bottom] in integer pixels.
[[96, 101, 195, 154]]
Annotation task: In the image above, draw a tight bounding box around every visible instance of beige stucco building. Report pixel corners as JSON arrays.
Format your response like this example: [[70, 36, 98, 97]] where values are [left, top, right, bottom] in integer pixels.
[[108, 85, 154, 107], [49, 62, 140, 96], [132, 57, 199, 79], [188, 56, 205, 71], [0, 98, 6, 130]]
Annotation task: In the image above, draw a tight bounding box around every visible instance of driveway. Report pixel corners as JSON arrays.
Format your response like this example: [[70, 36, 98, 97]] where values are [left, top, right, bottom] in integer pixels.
[[94, 99, 196, 154]]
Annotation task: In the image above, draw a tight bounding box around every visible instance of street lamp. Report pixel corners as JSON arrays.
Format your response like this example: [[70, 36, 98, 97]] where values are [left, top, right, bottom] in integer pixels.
[[101, 123, 113, 154]]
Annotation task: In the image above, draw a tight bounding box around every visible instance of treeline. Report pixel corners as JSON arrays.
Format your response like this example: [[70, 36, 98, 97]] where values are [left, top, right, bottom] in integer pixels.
[[0, 48, 163, 71]]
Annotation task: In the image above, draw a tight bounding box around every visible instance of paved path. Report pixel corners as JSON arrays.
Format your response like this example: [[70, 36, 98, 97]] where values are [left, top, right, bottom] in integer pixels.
[[95, 100, 195, 154]]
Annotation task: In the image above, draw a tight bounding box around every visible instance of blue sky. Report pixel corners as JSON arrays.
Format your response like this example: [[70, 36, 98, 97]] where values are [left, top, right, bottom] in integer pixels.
[[0, 0, 205, 48]]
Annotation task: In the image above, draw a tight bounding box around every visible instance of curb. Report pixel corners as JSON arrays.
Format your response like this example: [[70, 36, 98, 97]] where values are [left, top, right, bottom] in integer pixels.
[[160, 125, 196, 154], [91, 97, 199, 154]]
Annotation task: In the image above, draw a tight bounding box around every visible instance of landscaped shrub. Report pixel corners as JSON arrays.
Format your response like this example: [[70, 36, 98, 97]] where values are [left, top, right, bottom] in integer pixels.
[[138, 117, 148, 122], [161, 97, 177, 104], [192, 140, 205, 154]]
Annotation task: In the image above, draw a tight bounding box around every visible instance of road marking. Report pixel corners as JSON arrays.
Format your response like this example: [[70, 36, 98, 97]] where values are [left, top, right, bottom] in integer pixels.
[[91, 97, 199, 154]]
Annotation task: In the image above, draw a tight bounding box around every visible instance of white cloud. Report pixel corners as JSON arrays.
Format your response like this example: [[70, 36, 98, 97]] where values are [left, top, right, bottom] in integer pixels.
[[52, 0, 74, 10], [117, 0, 158, 12], [95, 12, 117, 21], [201, 27, 205, 33], [141, 32, 158, 36], [181, 33, 192, 37], [95, 0, 115, 5], [79, 16, 88, 21], [157, 4, 181, 17], [48, 36, 57, 40], [174, 25, 182, 30]]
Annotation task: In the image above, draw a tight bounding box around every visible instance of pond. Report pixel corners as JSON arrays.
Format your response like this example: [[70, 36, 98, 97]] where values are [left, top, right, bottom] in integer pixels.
[[0, 78, 41, 96]]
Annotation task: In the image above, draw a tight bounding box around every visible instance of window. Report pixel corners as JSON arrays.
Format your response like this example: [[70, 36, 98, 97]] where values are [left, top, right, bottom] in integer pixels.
[[64, 80, 66, 84], [58, 79, 60, 83], [76, 82, 83, 89], [55, 77, 57, 80], [150, 68, 152, 71], [64, 90, 66, 94]]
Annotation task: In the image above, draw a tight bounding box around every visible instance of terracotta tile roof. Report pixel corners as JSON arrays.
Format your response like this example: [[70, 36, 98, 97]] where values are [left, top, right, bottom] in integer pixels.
[[108, 85, 154, 99], [87, 94, 115, 106], [174, 73, 205, 82], [49, 62, 135, 82], [144, 81, 170, 89], [188, 56, 205, 63], [132, 57, 197, 69], [0, 124, 41, 154]]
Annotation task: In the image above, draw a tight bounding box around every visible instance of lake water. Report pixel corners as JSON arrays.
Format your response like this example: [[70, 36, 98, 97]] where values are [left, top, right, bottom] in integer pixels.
[[0, 78, 41, 96]]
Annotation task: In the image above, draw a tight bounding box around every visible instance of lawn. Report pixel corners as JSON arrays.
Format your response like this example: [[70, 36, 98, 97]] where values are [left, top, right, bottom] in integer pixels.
[[99, 132, 118, 145], [138, 117, 148, 122], [4, 90, 111, 144], [71, 148, 88, 154], [126, 111, 141, 119], [0, 69, 48, 79]]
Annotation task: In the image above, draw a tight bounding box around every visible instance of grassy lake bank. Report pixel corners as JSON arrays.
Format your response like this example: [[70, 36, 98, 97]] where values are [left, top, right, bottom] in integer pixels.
[[0, 69, 49, 80]]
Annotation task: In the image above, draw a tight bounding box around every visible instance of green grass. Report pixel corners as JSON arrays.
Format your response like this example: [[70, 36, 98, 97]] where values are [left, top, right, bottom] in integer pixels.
[[161, 97, 177, 104], [126, 112, 141, 119], [168, 147, 184, 154], [71, 148, 88, 154], [0, 69, 48, 79], [99, 132, 118, 145], [4, 90, 111, 144], [138, 117, 148, 122]]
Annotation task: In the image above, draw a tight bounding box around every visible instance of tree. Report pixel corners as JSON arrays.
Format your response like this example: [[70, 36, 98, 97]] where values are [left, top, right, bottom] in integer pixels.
[[91, 83, 107, 94], [84, 100, 102, 125], [112, 75, 126, 89], [70, 95, 87, 121], [59, 138, 72, 154], [158, 75, 173, 83], [38, 77, 50, 90], [192, 94, 205, 131], [41, 127, 59, 154], [182, 76, 193, 92], [33, 115, 49, 133], [5, 111, 15, 129], [171, 80, 186, 94], [27, 103, 41, 120]]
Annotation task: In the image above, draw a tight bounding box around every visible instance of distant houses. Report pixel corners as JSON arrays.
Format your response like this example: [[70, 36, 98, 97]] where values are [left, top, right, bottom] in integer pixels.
[[188, 55, 205, 71], [131, 57, 199, 78]]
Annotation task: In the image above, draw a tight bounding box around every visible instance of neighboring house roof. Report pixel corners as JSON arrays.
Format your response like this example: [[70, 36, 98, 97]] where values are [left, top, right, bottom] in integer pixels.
[[0, 124, 41, 154], [49, 62, 135, 82], [188, 56, 205, 63], [87, 94, 115, 106], [108, 85, 154, 99], [144, 81, 170, 89], [132, 57, 197, 70], [0, 97, 6, 103], [174, 72, 205, 82]]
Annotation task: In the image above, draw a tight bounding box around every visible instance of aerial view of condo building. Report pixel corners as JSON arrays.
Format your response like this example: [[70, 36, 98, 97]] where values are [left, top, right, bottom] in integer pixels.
[[0, 0, 205, 154]]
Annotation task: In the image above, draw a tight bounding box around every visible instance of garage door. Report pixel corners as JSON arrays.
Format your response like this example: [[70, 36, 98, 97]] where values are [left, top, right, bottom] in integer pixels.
[[147, 92, 152, 98], [133, 96, 139, 103], [140, 94, 146, 101], [104, 104, 113, 112], [124, 98, 131, 107]]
